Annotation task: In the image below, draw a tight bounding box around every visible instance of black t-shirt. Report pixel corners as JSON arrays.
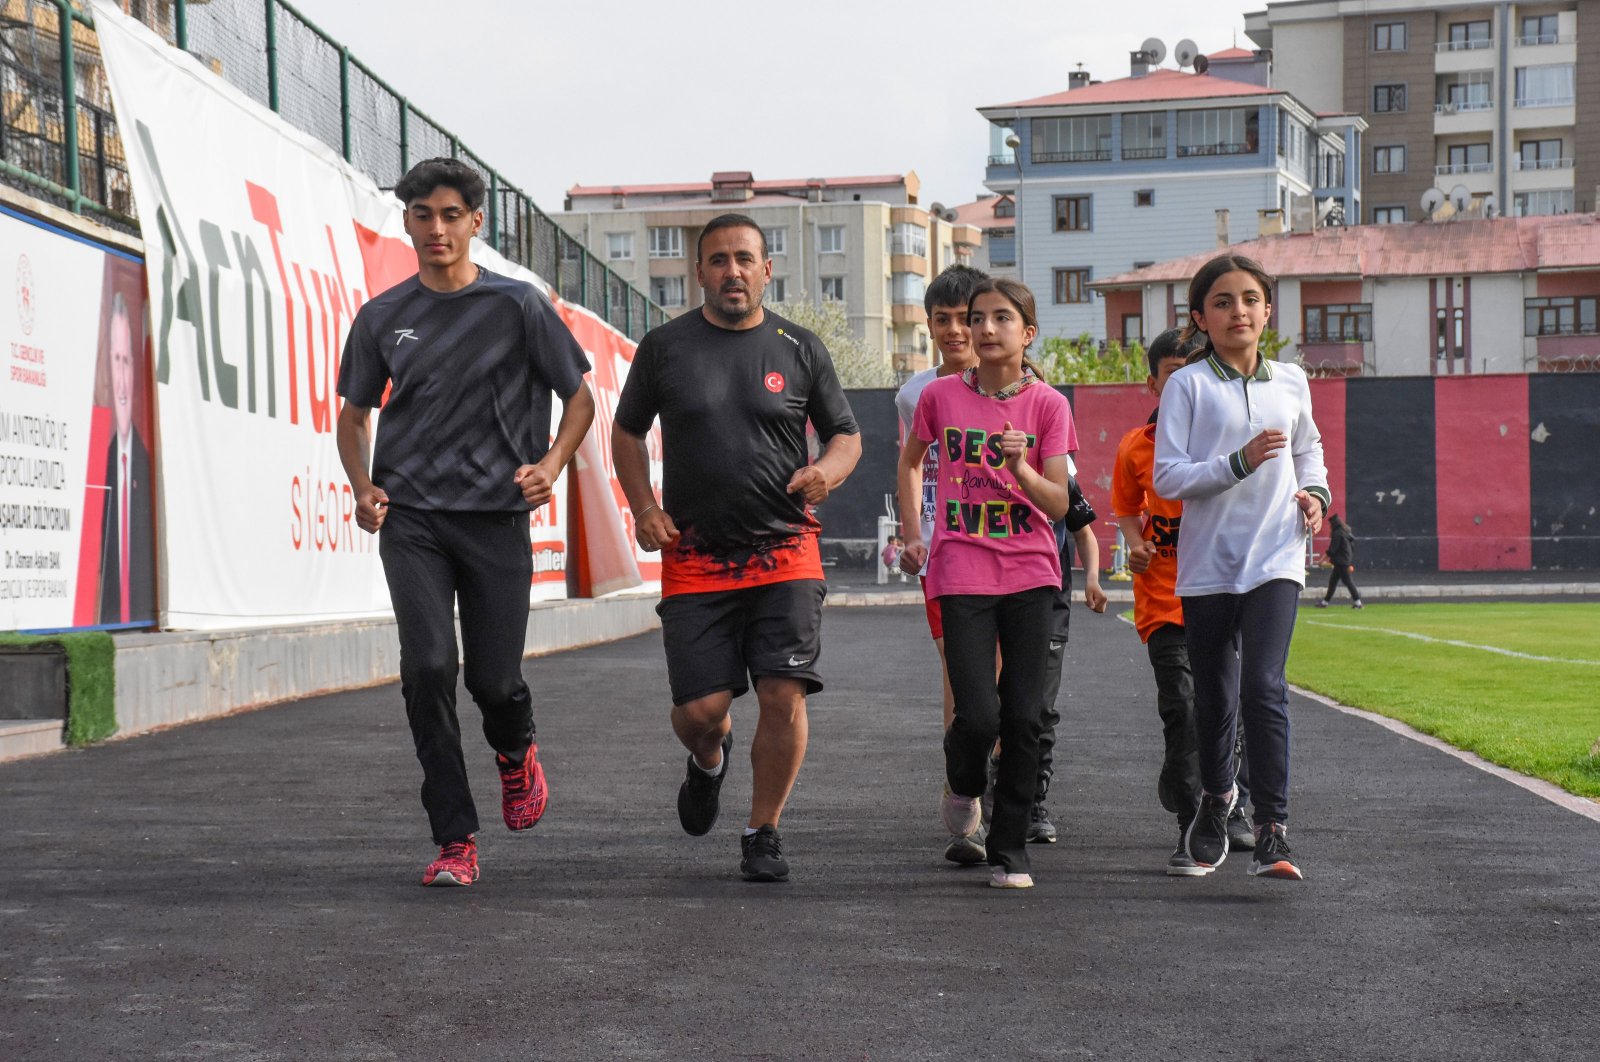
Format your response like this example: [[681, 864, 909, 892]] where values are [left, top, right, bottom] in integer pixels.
[[337, 268, 588, 511], [614, 308, 859, 558]]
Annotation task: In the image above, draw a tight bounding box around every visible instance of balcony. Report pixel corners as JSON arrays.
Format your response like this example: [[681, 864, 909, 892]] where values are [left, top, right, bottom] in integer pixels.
[[1434, 38, 1494, 74], [1176, 142, 1254, 157], [1120, 146, 1167, 160], [1510, 99, 1576, 129], [1435, 161, 1493, 175], [1512, 156, 1573, 171], [987, 154, 1017, 167], [1434, 104, 1496, 135], [1031, 149, 1112, 163], [1434, 38, 1493, 52], [1516, 33, 1573, 46]]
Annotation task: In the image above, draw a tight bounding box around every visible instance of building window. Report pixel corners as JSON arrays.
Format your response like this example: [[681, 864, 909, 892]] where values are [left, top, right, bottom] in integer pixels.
[[1515, 65, 1575, 107], [818, 226, 845, 254], [1122, 314, 1144, 343], [988, 235, 1016, 267], [1447, 20, 1491, 50], [1053, 268, 1092, 304], [767, 277, 788, 304], [606, 232, 633, 260], [1053, 196, 1092, 232], [820, 276, 846, 301], [1031, 114, 1113, 162], [993, 196, 1015, 218], [559, 236, 583, 262], [650, 275, 686, 307], [1445, 143, 1491, 173], [891, 223, 927, 257], [1513, 189, 1574, 216], [764, 227, 787, 256], [1372, 206, 1406, 224], [1524, 296, 1597, 336], [1373, 146, 1406, 174], [1373, 84, 1407, 113], [891, 273, 926, 305], [1374, 22, 1406, 50], [1518, 14, 1559, 45], [648, 227, 683, 259], [1176, 107, 1258, 156], [1441, 72, 1493, 112], [1134, 189, 1155, 207], [1121, 112, 1166, 159], [1517, 139, 1566, 170], [1304, 303, 1372, 342]]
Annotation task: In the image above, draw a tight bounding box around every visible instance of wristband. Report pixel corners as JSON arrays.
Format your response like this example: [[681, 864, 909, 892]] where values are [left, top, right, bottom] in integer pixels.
[[637, 503, 660, 519]]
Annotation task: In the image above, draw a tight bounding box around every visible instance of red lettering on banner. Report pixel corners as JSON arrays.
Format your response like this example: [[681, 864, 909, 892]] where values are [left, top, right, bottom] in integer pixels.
[[288, 470, 373, 554], [247, 181, 299, 425]]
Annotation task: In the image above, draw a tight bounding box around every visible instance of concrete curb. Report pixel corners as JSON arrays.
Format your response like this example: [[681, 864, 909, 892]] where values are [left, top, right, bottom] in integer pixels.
[[826, 582, 1600, 606]]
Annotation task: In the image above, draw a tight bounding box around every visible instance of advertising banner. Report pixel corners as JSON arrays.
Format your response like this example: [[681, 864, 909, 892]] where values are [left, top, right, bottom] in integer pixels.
[[92, 2, 647, 627], [0, 206, 155, 631]]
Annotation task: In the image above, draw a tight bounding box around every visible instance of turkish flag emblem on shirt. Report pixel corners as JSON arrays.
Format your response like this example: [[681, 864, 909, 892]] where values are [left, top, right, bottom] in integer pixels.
[[764, 372, 785, 393]]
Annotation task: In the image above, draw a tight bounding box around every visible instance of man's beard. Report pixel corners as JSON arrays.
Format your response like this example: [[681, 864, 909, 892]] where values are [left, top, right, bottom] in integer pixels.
[[710, 286, 761, 321]]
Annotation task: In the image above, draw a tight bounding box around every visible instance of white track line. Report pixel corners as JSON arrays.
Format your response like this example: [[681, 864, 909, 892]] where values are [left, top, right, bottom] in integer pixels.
[[1303, 620, 1600, 666], [1289, 684, 1600, 825], [1113, 612, 1600, 825]]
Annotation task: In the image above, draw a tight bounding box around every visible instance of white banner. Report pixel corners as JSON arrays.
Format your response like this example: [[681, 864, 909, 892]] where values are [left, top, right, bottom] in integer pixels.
[[0, 207, 154, 630], [92, 2, 624, 627]]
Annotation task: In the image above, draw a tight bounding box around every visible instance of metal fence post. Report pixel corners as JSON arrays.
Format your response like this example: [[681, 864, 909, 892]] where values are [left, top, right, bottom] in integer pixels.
[[488, 170, 499, 249], [174, 0, 188, 50], [265, 0, 279, 111], [398, 103, 408, 175], [339, 46, 351, 161], [55, 1, 80, 211]]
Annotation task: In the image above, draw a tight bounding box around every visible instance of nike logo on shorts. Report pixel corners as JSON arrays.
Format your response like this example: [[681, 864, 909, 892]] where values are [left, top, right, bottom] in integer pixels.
[[787, 656, 811, 667]]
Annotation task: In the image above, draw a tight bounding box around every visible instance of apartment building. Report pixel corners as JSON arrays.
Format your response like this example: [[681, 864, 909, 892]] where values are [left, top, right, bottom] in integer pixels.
[[558, 172, 982, 373], [979, 48, 1363, 343], [1246, 0, 1600, 223], [951, 194, 1018, 280], [1091, 212, 1600, 373]]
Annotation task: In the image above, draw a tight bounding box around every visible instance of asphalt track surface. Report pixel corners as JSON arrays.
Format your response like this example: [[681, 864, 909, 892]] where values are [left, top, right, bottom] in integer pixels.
[[4, 603, 1598, 1060]]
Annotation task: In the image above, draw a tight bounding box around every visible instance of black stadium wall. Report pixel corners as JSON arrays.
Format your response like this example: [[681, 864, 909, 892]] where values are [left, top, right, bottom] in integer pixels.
[[818, 374, 1600, 573]]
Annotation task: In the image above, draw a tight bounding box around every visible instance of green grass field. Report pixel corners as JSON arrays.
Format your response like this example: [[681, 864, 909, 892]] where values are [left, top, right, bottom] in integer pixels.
[[1286, 602, 1600, 798]]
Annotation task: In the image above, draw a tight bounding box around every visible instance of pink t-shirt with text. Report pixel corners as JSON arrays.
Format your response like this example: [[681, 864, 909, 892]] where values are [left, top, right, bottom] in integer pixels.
[[912, 374, 1077, 598]]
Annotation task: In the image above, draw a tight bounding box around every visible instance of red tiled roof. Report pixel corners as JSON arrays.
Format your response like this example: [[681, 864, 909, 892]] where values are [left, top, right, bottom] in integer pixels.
[[983, 67, 1277, 110], [951, 197, 1015, 230], [1092, 215, 1600, 288], [1207, 47, 1257, 60], [568, 174, 906, 197]]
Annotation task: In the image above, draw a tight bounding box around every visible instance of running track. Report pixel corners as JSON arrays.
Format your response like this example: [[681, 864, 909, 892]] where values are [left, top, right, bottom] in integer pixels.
[[3, 604, 1597, 1059]]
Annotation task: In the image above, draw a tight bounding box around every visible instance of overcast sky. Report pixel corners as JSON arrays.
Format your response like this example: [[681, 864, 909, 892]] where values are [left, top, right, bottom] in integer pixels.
[[288, 0, 1261, 212]]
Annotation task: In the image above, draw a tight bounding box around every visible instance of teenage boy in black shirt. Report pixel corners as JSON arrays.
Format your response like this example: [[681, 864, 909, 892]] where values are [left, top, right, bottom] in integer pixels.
[[336, 158, 595, 887], [612, 213, 861, 882]]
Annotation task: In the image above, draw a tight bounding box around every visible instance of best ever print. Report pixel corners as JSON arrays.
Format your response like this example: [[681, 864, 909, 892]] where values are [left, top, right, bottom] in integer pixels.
[[941, 425, 1040, 539]]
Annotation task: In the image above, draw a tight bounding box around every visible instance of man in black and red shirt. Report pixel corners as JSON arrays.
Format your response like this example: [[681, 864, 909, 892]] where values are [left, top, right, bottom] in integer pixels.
[[612, 213, 861, 882], [337, 158, 595, 887]]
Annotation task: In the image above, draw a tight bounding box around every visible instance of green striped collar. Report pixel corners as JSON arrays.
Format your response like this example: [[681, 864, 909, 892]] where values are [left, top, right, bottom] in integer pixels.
[[1206, 352, 1273, 381]]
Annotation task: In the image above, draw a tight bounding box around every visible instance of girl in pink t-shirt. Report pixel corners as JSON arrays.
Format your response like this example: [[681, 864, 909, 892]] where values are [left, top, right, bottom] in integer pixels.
[[898, 278, 1077, 889]]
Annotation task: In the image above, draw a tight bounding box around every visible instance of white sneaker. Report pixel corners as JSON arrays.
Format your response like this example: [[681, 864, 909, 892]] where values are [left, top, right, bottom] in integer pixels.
[[989, 868, 1034, 889], [940, 784, 981, 836]]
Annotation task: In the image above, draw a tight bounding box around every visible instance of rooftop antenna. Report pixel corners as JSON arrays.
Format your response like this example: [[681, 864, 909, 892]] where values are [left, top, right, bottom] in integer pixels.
[[1141, 37, 1168, 65], [1174, 39, 1200, 69]]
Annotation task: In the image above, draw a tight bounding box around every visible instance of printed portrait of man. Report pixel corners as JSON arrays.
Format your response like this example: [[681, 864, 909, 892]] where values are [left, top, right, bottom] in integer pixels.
[[97, 288, 154, 624]]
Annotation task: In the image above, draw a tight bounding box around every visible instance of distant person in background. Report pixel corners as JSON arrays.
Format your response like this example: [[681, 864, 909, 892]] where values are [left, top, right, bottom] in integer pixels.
[[1317, 514, 1363, 609], [98, 291, 154, 625], [881, 535, 903, 576]]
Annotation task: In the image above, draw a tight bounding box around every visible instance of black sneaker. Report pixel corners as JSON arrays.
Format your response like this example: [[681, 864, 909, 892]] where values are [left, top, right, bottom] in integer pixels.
[[1248, 823, 1304, 880], [740, 824, 789, 882], [1226, 807, 1256, 851], [1166, 825, 1212, 877], [1026, 804, 1058, 844], [677, 728, 733, 837], [1184, 789, 1236, 869]]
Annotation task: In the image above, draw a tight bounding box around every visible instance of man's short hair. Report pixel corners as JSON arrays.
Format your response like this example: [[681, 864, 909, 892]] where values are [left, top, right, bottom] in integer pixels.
[[924, 264, 988, 316], [109, 290, 130, 334], [1146, 327, 1201, 377], [696, 213, 766, 261], [394, 157, 486, 211]]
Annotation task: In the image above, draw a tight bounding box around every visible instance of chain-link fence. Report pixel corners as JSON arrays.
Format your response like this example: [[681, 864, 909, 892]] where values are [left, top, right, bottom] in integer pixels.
[[0, 0, 665, 339]]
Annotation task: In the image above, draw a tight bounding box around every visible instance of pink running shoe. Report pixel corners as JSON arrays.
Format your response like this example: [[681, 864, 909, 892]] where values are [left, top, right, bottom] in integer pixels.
[[497, 744, 549, 831], [422, 838, 479, 886]]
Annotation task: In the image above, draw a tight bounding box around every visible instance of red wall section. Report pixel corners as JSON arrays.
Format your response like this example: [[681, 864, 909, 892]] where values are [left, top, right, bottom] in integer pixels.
[[1434, 375, 1531, 570], [1064, 383, 1161, 566], [1535, 270, 1600, 297], [1302, 280, 1364, 304], [1308, 378, 1346, 559]]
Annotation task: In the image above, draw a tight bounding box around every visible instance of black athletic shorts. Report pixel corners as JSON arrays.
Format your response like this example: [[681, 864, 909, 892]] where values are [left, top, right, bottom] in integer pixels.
[[656, 579, 826, 705]]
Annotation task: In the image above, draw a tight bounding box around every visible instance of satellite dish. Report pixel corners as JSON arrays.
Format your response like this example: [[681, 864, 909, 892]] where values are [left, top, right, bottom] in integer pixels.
[[1483, 194, 1499, 218], [1449, 184, 1472, 211], [929, 202, 945, 215], [1174, 39, 1200, 68], [1420, 188, 1446, 215], [943, 208, 958, 222], [1193, 54, 1210, 75], [1141, 37, 1168, 65]]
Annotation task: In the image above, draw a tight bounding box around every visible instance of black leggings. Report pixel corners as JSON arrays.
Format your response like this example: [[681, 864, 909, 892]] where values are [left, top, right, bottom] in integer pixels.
[[940, 587, 1054, 874], [1324, 565, 1361, 603]]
